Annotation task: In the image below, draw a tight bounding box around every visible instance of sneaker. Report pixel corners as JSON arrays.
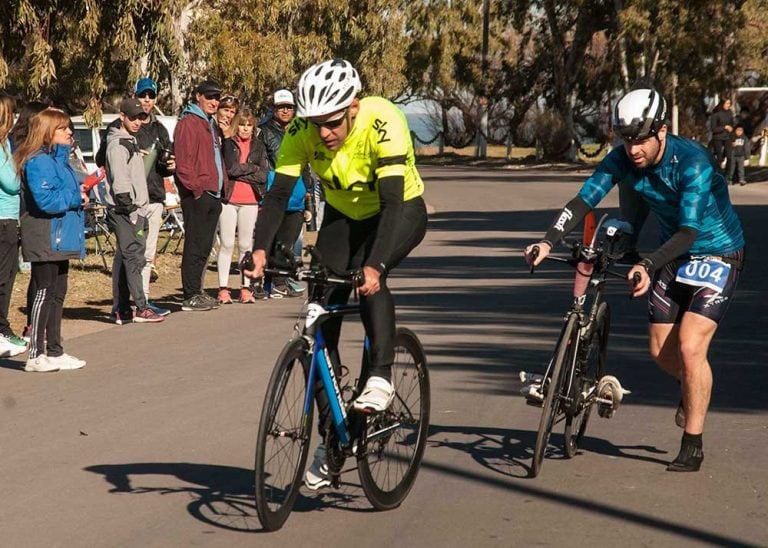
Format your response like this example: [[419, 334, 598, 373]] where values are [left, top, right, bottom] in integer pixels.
[[199, 292, 221, 309], [218, 288, 233, 304], [739, 181, 746, 186], [181, 294, 213, 312], [353, 376, 395, 413], [304, 444, 331, 490], [25, 355, 59, 373], [251, 282, 268, 300], [110, 309, 134, 325], [0, 333, 28, 358], [47, 353, 86, 370], [239, 286, 256, 303], [134, 307, 165, 323], [286, 279, 306, 295], [147, 302, 171, 317], [271, 282, 302, 298]]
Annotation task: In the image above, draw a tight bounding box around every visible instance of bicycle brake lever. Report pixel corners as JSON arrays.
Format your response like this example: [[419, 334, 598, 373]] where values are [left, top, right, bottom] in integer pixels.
[[529, 245, 540, 274], [629, 271, 642, 299]]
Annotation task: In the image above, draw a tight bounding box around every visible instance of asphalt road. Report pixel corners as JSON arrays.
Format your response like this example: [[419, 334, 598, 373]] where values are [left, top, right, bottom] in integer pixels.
[[1, 165, 766, 547]]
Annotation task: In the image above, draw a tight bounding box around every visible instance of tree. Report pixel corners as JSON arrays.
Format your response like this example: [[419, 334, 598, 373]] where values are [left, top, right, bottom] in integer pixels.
[[1, 1, 185, 125], [186, 0, 410, 111]]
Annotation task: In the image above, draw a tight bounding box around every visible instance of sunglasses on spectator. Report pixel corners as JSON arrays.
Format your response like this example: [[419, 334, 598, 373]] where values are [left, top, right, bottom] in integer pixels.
[[127, 113, 148, 122], [310, 110, 347, 130], [219, 95, 239, 107], [276, 104, 295, 111], [204, 93, 221, 101], [137, 91, 157, 100]]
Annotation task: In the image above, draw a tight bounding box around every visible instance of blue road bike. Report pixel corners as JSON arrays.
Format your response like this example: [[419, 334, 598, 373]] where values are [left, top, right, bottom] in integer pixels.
[[253, 247, 430, 531]]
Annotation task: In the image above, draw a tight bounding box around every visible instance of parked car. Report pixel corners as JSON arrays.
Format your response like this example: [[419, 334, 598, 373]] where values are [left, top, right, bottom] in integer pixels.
[[71, 113, 179, 173]]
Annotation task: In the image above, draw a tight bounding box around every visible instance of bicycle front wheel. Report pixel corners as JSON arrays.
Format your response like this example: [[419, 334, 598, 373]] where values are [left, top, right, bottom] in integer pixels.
[[358, 327, 430, 510], [532, 313, 578, 477], [564, 302, 609, 458], [254, 338, 313, 531]]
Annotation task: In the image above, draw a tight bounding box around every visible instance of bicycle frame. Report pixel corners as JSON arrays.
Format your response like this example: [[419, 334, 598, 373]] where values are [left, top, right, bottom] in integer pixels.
[[301, 301, 365, 447]]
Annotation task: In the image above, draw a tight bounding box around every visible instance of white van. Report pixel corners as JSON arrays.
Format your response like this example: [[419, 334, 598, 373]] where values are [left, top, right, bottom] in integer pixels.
[[71, 113, 179, 173]]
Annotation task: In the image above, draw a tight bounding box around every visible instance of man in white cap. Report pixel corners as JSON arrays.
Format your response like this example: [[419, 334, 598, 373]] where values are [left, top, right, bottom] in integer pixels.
[[259, 88, 296, 169], [258, 88, 307, 298]]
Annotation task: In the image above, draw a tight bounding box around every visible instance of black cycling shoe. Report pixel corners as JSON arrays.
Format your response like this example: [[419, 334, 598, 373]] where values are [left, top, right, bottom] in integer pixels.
[[666, 442, 704, 472]]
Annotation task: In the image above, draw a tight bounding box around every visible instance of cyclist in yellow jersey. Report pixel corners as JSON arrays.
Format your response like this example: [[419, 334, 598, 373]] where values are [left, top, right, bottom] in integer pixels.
[[246, 59, 428, 489]]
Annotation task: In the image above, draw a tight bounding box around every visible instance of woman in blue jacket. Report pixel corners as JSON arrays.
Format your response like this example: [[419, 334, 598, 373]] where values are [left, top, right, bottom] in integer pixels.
[[14, 108, 87, 373], [0, 93, 27, 358]]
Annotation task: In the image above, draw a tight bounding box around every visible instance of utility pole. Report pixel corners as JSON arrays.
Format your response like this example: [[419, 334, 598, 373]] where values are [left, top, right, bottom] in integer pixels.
[[476, 0, 490, 159]]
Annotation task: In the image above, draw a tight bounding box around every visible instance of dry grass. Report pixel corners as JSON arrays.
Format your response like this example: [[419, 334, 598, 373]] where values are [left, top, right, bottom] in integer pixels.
[[9, 242, 206, 332]]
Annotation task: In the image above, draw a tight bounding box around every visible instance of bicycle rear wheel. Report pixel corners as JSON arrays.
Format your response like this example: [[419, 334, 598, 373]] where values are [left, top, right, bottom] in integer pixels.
[[532, 313, 578, 477], [254, 338, 313, 531], [564, 302, 609, 458], [358, 327, 430, 510]]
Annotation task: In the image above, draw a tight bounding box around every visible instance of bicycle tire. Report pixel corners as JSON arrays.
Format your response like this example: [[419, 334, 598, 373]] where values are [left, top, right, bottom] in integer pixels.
[[254, 338, 313, 531], [532, 313, 578, 477], [358, 327, 430, 510], [564, 302, 609, 458]]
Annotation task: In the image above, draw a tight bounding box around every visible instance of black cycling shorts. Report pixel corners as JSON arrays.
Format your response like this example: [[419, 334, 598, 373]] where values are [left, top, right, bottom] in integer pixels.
[[648, 249, 744, 325]]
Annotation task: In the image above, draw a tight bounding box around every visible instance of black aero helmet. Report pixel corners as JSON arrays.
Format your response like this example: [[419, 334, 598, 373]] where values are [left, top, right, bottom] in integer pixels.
[[613, 88, 668, 141]]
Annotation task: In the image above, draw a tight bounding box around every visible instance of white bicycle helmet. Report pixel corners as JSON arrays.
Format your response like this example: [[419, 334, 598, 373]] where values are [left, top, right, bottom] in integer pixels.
[[296, 59, 362, 118], [613, 88, 668, 141]]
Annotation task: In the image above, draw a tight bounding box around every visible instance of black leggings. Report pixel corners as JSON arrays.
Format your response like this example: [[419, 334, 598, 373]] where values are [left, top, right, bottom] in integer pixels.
[[28, 261, 69, 359], [313, 197, 427, 435]]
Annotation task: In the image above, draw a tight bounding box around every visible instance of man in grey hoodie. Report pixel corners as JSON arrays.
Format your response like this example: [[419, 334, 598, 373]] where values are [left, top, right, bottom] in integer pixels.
[[104, 98, 164, 323]]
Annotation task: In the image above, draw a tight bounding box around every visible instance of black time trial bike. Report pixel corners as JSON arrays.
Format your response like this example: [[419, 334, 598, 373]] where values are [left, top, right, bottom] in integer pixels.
[[523, 214, 637, 477]]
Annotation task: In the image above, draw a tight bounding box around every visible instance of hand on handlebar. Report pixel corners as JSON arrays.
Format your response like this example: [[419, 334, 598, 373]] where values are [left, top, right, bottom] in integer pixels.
[[627, 264, 650, 298], [524, 241, 551, 267], [357, 266, 378, 296], [243, 249, 267, 280]]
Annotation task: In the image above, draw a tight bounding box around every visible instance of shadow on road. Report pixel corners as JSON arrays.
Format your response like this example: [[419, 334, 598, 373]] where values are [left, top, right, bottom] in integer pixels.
[[426, 423, 670, 481], [84, 462, 377, 533]]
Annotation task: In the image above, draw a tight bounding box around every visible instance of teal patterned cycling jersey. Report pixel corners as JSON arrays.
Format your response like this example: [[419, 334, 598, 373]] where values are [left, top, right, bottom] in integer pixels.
[[578, 134, 744, 255]]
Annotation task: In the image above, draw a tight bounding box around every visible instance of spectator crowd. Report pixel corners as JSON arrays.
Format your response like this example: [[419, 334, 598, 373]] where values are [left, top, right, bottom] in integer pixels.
[[0, 76, 320, 372]]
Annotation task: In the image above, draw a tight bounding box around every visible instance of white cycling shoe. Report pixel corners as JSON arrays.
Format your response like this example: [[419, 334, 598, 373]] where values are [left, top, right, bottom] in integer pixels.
[[352, 376, 395, 413], [304, 444, 330, 490]]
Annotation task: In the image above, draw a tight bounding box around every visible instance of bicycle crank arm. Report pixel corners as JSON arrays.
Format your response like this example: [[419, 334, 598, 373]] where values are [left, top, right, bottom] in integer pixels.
[[367, 421, 402, 443]]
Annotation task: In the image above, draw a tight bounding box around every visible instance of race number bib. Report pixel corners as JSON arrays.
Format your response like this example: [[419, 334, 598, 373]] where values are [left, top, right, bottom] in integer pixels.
[[675, 259, 731, 292]]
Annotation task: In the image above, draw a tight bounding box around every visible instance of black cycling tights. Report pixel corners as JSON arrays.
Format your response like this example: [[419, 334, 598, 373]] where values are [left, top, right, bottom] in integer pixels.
[[313, 197, 427, 435]]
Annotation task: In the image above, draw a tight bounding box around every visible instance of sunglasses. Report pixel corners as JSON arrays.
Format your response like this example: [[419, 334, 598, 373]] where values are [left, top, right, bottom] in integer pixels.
[[310, 110, 347, 130], [276, 105, 295, 111], [127, 113, 148, 122], [203, 92, 221, 101], [137, 91, 157, 100]]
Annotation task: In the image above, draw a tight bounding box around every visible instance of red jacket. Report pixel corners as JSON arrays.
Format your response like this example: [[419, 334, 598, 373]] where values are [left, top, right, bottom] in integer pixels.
[[173, 105, 228, 199]]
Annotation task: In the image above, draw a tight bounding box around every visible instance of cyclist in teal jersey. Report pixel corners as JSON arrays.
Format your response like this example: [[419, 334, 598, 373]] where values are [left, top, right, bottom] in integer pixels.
[[525, 86, 745, 473]]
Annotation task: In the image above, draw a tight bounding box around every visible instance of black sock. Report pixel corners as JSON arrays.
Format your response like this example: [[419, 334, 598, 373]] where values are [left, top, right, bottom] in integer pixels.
[[668, 432, 704, 471], [682, 432, 702, 448]]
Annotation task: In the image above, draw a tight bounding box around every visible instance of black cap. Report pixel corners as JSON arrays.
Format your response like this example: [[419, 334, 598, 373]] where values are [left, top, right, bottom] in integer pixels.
[[195, 80, 222, 95], [120, 98, 146, 119]]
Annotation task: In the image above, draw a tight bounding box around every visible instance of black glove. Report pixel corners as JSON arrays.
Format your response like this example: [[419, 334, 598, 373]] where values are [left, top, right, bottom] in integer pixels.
[[113, 192, 137, 215]]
